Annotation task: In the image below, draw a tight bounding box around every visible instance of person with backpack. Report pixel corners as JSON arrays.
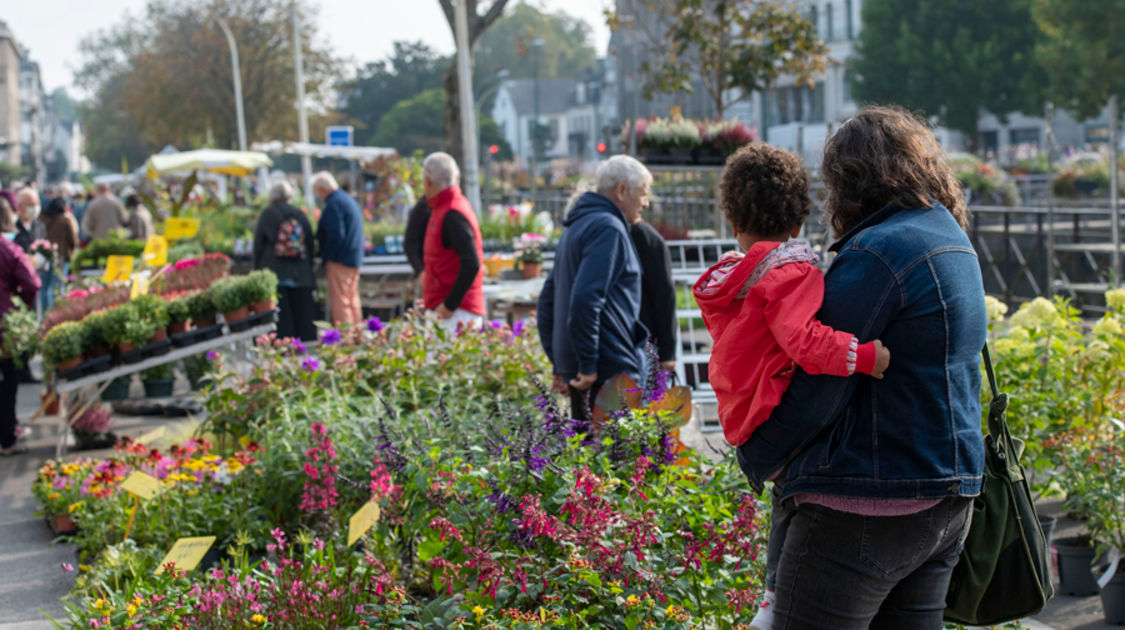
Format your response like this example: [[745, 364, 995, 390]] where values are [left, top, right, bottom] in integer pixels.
[[253, 180, 317, 341]]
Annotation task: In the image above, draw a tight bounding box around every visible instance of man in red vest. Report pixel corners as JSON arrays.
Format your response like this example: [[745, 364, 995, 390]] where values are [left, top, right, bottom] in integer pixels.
[[420, 152, 485, 331]]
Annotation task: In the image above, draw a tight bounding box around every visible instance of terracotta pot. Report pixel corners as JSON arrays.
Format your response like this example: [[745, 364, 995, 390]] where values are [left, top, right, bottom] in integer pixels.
[[117, 341, 135, 353], [87, 345, 111, 359], [168, 320, 190, 335], [521, 262, 542, 279], [250, 299, 276, 314], [196, 316, 217, 328], [40, 391, 60, 416], [57, 356, 82, 371], [222, 306, 250, 324], [47, 513, 77, 536], [149, 328, 168, 343]]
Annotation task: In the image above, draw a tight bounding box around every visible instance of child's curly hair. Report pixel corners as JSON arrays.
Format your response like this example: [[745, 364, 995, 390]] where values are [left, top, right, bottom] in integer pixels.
[[719, 144, 813, 237]]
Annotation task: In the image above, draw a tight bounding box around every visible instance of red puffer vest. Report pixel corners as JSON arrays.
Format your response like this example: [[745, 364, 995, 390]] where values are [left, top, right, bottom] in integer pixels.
[[422, 186, 485, 315]]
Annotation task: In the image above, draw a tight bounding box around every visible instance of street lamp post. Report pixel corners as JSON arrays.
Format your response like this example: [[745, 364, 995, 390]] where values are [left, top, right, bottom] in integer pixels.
[[213, 17, 247, 153], [530, 38, 545, 197]]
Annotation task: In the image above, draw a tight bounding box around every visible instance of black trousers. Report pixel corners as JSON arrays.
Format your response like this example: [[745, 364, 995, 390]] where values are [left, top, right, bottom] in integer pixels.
[[277, 285, 318, 342], [0, 359, 18, 449], [568, 381, 603, 422]]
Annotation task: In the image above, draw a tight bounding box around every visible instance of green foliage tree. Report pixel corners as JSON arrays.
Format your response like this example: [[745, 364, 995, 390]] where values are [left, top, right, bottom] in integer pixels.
[[373, 89, 512, 160], [338, 41, 450, 142], [74, 0, 337, 170], [616, 0, 827, 121], [852, 0, 1045, 140], [1033, 0, 1125, 120], [473, 2, 596, 81], [50, 88, 78, 124], [437, 0, 511, 169]]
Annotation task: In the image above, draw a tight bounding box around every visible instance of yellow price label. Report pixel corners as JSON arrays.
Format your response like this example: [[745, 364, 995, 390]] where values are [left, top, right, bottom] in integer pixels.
[[143, 235, 168, 267], [347, 501, 381, 546], [155, 536, 216, 575], [134, 426, 166, 445], [164, 218, 200, 241], [129, 274, 149, 298], [102, 256, 134, 284], [120, 471, 162, 501]]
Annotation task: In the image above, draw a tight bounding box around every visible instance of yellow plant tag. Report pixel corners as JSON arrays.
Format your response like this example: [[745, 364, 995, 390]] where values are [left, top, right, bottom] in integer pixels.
[[347, 501, 381, 546], [134, 426, 166, 445], [129, 274, 149, 298], [120, 471, 162, 500], [155, 536, 216, 574], [164, 218, 200, 241], [102, 256, 134, 283], [142, 235, 168, 267]]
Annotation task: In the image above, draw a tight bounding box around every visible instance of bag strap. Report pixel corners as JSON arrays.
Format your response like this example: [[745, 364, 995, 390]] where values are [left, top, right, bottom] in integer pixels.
[[982, 344, 999, 400]]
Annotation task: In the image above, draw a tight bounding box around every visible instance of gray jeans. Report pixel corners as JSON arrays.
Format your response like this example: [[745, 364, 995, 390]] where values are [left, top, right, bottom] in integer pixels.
[[771, 495, 972, 629]]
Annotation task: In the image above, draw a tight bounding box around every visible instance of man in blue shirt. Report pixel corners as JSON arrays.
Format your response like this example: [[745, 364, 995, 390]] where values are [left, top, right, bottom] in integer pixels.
[[313, 171, 364, 325]]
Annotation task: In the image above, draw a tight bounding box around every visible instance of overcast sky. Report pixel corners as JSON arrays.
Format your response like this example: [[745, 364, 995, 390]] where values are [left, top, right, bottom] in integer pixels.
[[4, 0, 612, 96]]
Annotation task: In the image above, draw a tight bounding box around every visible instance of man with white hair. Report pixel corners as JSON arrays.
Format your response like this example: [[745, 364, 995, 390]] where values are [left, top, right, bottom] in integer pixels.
[[420, 152, 485, 330], [82, 182, 128, 240], [313, 171, 365, 325], [538, 155, 652, 420]]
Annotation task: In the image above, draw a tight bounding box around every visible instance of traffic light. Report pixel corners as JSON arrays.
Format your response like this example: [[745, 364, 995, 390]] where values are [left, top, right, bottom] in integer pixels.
[[489, 145, 499, 155]]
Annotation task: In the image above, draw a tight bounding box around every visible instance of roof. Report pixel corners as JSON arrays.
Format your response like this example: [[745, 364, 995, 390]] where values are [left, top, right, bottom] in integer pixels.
[[497, 79, 578, 117]]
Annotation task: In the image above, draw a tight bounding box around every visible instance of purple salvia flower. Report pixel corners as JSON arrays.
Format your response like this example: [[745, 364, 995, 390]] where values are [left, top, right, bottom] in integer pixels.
[[206, 350, 220, 361], [321, 329, 341, 345], [302, 357, 319, 372], [366, 316, 384, 333], [291, 338, 307, 354]]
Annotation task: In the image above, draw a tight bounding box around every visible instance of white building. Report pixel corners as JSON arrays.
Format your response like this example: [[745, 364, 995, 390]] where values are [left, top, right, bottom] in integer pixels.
[[0, 21, 21, 168], [491, 78, 578, 165], [19, 49, 46, 185]]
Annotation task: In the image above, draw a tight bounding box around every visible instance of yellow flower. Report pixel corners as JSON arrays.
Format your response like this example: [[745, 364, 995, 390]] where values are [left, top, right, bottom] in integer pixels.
[[251, 614, 267, 624], [625, 594, 641, 606], [984, 295, 1008, 323], [472, 605, 486, 621], [1093, 315, 1123, 337], [126, 603, 137, 617], [1106, 287, 1125, 313], [47, 492, 60, 501], [226, 458, 244, 473], [68, 501, 84, 513]]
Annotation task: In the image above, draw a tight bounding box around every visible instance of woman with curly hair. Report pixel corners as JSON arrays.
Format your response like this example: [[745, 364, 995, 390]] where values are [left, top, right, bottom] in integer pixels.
[[693, 142, 890, 630], [736, 106, 987, 629]]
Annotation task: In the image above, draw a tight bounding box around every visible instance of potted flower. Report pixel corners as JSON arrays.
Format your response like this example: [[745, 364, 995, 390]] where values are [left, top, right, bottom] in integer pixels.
[[1, 296, 38, 367], [1053, 427, 1111, 597], [245, 269, 279, 314], [141, 363, 175, 398], [41, 321, 85, 374], [1076, 428, 1125, 623], [209, 276, 251, 324], [69, 404, 116, 450], [28, 238, 58, 273], [130, 294, 170, 344], [80, 311, 113, 359], [516, 232, 546, 279], [167, 297, 191, 335], [188, 292, 218, 328]]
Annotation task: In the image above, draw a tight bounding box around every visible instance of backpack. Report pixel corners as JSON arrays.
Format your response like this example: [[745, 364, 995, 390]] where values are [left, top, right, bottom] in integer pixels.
[[274, 216, 306, 259]]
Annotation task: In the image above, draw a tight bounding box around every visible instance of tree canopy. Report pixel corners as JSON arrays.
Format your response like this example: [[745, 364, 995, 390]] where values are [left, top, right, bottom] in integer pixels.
[[372, 88, 511, 160], [473, 2, 596, 81], [338, 41, 450, 145], [74, 0, 338, 170], [1033, 0, 1125, 120], [851, 0, 1044, 139], [618, 0, 827, 121]]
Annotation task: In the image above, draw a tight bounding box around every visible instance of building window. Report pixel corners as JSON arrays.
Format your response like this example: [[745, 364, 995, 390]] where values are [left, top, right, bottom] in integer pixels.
[[981, 130, 999, 155], [808, 4, 819, 35], [846, 0, 854, 39], [1010, 128, 1041, 147], [765, 82, 826, 126], [827, 3, 834, 40], [842, 70, 852, 103]]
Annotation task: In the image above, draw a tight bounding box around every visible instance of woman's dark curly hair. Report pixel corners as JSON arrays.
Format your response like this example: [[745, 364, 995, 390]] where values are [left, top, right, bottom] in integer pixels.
[[821, 105, 967, 237], [719, 143, 813, 237]]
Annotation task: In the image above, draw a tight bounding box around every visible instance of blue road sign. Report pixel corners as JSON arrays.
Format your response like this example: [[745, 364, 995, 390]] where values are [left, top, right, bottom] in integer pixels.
[[326, 126, 354, 147]]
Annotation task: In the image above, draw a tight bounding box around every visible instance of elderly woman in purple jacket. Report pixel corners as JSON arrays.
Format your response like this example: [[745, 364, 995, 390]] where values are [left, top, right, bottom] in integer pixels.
[[0, 194, 40, 456]]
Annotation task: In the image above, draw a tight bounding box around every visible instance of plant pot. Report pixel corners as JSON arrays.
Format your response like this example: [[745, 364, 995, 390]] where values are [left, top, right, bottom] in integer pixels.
[[168, 321, 190, 335], [521, 262, 542, 279], [1102, 571, 1125, 625], [222, 306, 250, 325], [100, 377, 132, 402], [250, 299, 276, 314], [142, 378, 175, 399], [1055, 536, 1103, 596], [40, 391, 61, 416], [149, 328, 168, 344], [142, 339, 172, 359], [77, 354, 113, 377], [86, 345, 111, 359], [1038, 513, 1058, 543], [117, 341, 136, 354], [46, 513, 78, 537], [74, 430, 118, 451], [692, 147, 726, 165], [56, 356, 82, 372], [196, 316, 217, 328]]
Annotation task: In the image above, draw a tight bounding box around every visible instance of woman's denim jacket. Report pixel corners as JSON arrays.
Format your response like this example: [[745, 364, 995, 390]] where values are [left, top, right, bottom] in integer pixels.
[[737, 202, 987, 501]]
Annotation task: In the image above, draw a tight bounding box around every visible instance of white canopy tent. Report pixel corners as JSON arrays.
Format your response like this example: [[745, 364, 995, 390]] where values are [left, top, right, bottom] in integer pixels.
[[144, 149, 273, 179], [252, 141, 396, 161]]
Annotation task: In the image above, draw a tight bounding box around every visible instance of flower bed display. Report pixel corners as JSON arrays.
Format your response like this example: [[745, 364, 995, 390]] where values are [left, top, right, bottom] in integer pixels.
[[38, 317, 771, 629], [948, 153, 1020, 206], [622, 116, 757, 165]]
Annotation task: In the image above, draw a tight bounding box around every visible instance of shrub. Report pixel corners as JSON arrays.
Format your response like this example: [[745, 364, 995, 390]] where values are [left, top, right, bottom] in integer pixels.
[[244, 269, 278, 304], [130, 294, 170, 330], [80, 311, 113, 352], [0, 296, 38, 365], [41, 321, 85, 368], [166, 298, 189, 324], [121, 319, 157, 348], [187, 292, 216, 322], [101, 306, 134, 347], [208, 277, 250, 313], [141, 363, 174, 380]]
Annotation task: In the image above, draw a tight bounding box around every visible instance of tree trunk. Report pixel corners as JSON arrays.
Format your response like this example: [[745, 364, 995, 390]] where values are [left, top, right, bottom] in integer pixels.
[[444, 62, 465, 168]]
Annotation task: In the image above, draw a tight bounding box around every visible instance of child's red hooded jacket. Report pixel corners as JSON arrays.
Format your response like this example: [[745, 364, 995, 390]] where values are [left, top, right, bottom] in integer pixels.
[[692, 240, 878, 446]]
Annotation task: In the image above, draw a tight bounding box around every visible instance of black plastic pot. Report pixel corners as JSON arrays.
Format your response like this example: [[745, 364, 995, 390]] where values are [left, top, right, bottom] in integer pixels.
[[170, 329, 199, 348], [74, 431, 118, 451], [142, 339, 172, 359], [228, 309, 277, 333], [100, 377, 132, 401], [142, 378, 175, 399], [78, 355, 113, 377], [120, 348, 144, 365], [1038, 513, 1058, 543], [1055, 536, 1102, 596], [1102, 571, 1125, 624], [57, 362, 85, 381]]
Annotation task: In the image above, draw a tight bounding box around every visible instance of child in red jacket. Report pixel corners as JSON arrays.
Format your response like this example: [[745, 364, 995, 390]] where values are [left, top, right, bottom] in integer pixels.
[[692, 144, 890, 629]]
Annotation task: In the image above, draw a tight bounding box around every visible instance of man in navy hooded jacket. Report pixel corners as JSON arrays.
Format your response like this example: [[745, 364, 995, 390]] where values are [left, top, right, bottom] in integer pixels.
[[538, 155, 652, 420]]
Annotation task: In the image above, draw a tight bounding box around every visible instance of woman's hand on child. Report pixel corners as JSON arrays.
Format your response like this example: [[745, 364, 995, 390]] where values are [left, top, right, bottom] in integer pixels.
[[872, 340, 891, 379]]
